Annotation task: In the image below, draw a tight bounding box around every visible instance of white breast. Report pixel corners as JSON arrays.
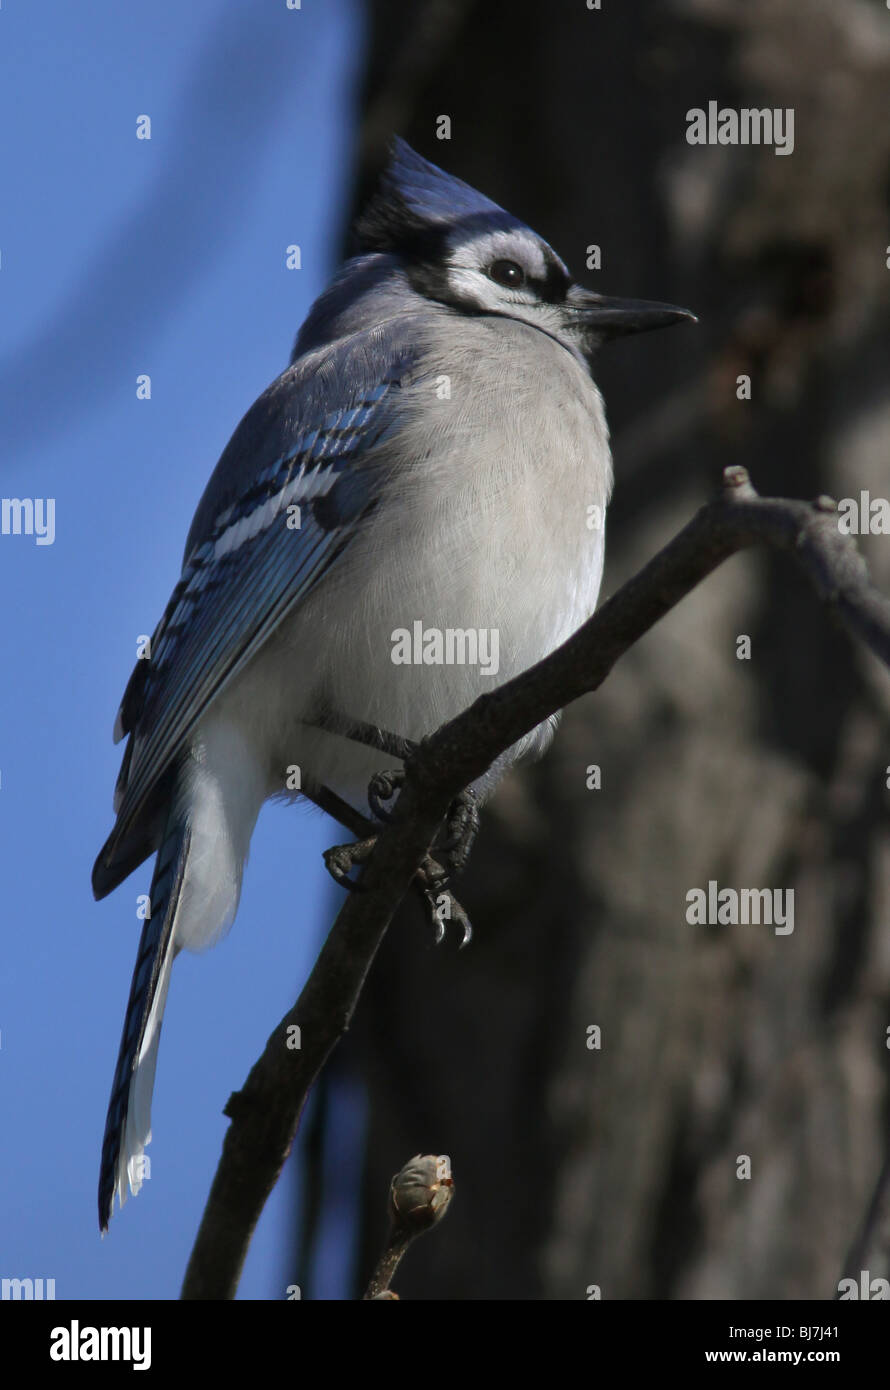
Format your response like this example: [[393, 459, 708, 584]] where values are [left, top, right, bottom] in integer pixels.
[[209, 313, 613, 813]]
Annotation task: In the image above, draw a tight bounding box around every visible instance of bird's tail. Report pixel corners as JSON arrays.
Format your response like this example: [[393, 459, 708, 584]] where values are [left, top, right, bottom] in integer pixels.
[[98, 810, 191, 1233]]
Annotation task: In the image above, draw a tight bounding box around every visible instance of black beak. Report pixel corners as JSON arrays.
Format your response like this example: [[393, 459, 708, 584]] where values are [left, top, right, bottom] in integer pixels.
[[568, 286, 697, 341]]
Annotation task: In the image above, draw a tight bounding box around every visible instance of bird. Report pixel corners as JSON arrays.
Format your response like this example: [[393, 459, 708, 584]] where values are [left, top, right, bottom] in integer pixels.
[[94, 137, 695, 1231]]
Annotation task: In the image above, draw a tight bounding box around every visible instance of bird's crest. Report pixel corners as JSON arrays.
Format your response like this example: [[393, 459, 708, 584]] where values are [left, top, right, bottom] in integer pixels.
[[356, 137, 520, 253]]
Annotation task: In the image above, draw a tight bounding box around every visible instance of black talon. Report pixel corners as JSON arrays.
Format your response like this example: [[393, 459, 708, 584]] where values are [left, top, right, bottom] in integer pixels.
[[323, 835, 378, 890], [428, 887, 473, 948], [368, 768, 405, 823], [415, 854, 474, 947]]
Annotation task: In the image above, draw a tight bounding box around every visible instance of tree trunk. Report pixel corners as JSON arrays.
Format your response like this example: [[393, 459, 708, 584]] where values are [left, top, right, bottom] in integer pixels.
[[327, 0, 890, 1300]]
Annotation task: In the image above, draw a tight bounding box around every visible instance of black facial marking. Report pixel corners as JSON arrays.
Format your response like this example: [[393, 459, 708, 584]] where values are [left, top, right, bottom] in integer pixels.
[[377, 210, 573, 316], [537, 248, 571, 303]]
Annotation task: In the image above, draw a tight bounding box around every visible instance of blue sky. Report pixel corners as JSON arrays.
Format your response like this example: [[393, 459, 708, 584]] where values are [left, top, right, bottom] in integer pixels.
[[0, 0, 363, 1298]]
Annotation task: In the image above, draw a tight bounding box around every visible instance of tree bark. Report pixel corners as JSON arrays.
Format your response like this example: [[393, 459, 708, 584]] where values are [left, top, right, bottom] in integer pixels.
[[328, 0, 890, 1300]]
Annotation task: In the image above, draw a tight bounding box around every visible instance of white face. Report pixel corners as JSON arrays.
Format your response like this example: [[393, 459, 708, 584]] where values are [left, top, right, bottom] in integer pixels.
[[436, 226, 578, 343]]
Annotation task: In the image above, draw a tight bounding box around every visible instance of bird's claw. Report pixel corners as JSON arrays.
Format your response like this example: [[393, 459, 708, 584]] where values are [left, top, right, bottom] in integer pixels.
[[368, 768, 404, 823], [322, 834, 378, 890], [325, 772, 477, 944], [416, 854, 473, 948]]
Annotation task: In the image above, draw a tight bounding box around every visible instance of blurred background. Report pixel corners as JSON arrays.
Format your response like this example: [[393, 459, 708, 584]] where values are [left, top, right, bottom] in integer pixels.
[[2, 0, 890, 1300]]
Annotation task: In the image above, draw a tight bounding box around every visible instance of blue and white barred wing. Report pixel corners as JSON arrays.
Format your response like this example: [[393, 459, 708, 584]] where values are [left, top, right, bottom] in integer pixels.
[[93, 321, 423, 897]]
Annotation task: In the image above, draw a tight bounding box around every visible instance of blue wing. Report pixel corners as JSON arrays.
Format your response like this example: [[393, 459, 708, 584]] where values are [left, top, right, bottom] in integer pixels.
[[94, 317, 424, 896]]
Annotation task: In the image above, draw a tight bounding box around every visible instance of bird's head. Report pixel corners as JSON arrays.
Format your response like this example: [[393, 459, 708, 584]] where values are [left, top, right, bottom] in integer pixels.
[[356, 138, 695, 366]]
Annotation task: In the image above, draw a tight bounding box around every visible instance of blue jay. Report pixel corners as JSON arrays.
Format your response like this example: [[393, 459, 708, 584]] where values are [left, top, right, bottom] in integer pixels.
[[94, 138, 694, 1230]]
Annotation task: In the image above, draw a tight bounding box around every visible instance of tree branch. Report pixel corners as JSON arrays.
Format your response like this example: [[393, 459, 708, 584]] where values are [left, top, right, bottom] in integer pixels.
[[180, 466, 890, 1299]]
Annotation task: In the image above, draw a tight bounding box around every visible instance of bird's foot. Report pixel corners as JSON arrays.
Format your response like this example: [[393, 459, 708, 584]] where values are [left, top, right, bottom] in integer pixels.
[[368, 768, 479, 869], [322, 772, 477, 945], [322, 834, 379, 891], [367, 767, 405, 823], [436, 786, 480, 877]]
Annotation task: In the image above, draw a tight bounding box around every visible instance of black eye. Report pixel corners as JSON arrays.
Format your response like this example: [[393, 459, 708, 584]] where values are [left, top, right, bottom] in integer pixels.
[[488, 259, 526, 288]]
